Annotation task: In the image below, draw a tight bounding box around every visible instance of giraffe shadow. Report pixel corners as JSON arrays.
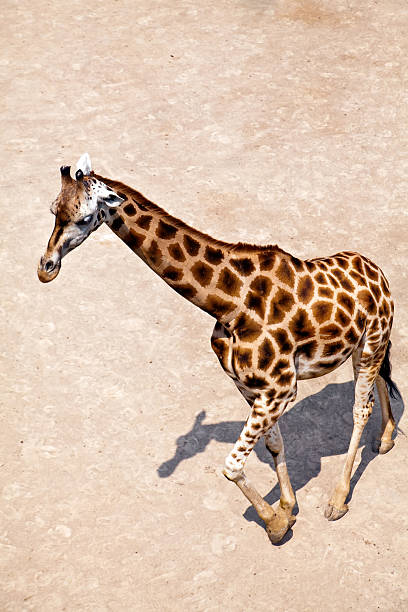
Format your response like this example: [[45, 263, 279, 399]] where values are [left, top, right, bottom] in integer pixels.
[[157, 381, 404, 533]]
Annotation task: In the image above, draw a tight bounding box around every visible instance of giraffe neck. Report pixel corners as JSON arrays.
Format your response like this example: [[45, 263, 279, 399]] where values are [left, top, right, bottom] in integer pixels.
[[95, 173, 282, 324]]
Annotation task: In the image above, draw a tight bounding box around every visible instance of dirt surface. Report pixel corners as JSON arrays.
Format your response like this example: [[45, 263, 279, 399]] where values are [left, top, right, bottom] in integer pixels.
[[2, 0, 408, 610]]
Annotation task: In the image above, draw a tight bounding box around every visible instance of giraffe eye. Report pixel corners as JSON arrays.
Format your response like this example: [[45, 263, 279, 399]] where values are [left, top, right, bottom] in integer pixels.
[[77, 214, 93, 226]]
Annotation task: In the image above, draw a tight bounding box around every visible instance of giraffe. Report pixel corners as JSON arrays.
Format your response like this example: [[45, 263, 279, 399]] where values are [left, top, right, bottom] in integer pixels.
[[38, 154, 399, 543]]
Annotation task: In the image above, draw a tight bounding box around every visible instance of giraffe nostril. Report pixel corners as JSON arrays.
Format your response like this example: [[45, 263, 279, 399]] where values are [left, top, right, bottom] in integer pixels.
[[38, 256, 60, 282]]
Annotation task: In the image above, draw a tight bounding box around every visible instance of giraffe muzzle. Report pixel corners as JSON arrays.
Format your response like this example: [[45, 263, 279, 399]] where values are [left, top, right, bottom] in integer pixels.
[[37, 255, 61, 283]]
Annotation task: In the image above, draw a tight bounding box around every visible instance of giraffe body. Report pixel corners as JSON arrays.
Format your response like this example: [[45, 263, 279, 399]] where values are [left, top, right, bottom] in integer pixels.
[[38, 155, 398, 543]]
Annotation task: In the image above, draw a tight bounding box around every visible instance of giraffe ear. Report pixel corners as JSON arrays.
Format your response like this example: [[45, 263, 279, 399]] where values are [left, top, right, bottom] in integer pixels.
[[95, 180, 125, 208], [76, 152, 92, 176]]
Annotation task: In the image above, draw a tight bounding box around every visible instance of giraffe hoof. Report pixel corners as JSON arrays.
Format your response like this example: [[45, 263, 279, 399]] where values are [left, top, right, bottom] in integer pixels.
[[324, 503, 349, 521], [265, 514, 296, 544], [266, 524, 289, 544], [372, 437, 395, 454], [288, 514, 296, 529]]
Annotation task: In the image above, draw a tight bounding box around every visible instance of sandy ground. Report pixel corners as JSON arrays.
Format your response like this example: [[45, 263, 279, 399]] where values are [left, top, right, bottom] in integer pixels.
[[2, 0, 408, 610]]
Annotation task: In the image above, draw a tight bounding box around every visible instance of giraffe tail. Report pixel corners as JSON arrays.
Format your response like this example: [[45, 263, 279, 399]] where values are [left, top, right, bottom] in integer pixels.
[[379, 341, 401, 400]]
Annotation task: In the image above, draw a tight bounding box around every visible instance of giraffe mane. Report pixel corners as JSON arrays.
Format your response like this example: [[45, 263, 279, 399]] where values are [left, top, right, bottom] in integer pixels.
[[92, 172, 287, 256]]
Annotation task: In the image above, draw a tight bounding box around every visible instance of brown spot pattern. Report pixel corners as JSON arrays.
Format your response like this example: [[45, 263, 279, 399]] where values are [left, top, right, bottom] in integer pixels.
[[174, 284, 197, 300], [345, 327, 360, 344], [289, 309, 315, 341], [369, 282, 382, 302], [318, 261, 330, 271], [275, 259, 295, 287], [320, 323, 342, 339], [356, 311, 366, 332], [204, 246, 224, 265], [163, 266, 183, 282], [364, 262, 379, 281], [258, 251, 276, 270], [268, 288, 295, 324], [191, 261, 214, 287], [315, 272, 327, 285], [156, 220, 177, 240], [322, 341, 344, 357], [291, 257, 304, 272], [318, 287, 334, 299], [123, 203, 137, 216], [350, 270, 366, 285], [327, 274, 340, 288], [358, 290, 377, 315], [379, 299, 390, 318], [305, 261, 316, 272], [297, 341, 317, 360], [317, 361, 340, 370], [277, 371, 295, 386], [245, 292, 266, 319], [380, 275, 390, 297], [250, 275, 272, 297], [136, 215, 153, 230], [336, 257, 349, 270], [184, 234, 200, 256], [205, 294, 237, 318], [245, 374, 268, 389], [332, 268, 354, 292], [353, 256, 364, 275], [257, 338, 275, 370], [146, 240, 162, 266], [133, 198, 148, 211], [211, 338, 228, 363], [335, 309, 351, 327], [234, 347, 253, 369], [338, 292, 355, 315], [271, 329, 293, 354], [271, 359, 290, 376], [217, 267, 243, 297], [123, 228, 145, 250], [168, 243, 186, 262], [370, 318, 379, 333], [230, 257, 255, 276], [312, 301, 333, 323], [298, 275, 314, 304], [111, 216, 124, 231], [235, 314, 262, 342]]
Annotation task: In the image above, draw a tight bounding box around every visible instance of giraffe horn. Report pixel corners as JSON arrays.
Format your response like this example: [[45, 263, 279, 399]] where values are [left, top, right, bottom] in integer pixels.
[[60, 165, 73, 186], [60, 165, 71, 177]]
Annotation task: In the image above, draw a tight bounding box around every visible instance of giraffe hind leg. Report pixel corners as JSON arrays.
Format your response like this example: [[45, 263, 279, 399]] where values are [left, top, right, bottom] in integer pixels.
[[264, 422, 296, 517], [324, 388, 374, 521], [325, 343, 383, 521], [372, 375, 396, 454]]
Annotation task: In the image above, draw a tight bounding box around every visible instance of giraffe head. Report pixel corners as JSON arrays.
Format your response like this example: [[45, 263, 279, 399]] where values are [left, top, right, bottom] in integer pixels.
[[38, 154, 124, 282]]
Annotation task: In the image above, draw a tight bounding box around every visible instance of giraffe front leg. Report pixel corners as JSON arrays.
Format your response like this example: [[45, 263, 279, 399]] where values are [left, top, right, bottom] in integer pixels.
[[224, 396, 295, 544], [224, 471, 294, 544]]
